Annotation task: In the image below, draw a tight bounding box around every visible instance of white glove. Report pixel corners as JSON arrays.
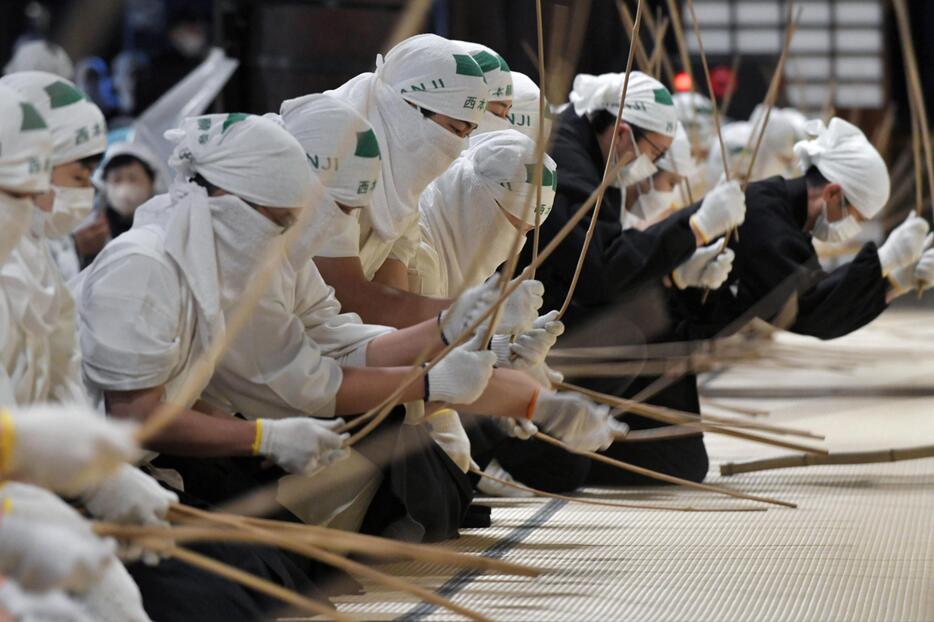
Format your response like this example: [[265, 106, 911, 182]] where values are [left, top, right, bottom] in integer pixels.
[[493, 416, 538, 440], [524, 363, 564, 389], [427, 335, 496, 404], [1, 404, 140, 497], [878, 212, 930, 276], [80, 465, 178, 565], [689, 180, 746, 243], [426, 409, 472, 473], [491, 310, 564, 369], [79, 559, 151, 622], [0, 516, 115, 594], [532, 392, 629, 452], [439, 278, 499, 344], [256, 417, 349, 476], [914, 241, 934, 289], [495, 279, 545, 336], [672, 241, 735, 289], [0, 581, 93, 622]]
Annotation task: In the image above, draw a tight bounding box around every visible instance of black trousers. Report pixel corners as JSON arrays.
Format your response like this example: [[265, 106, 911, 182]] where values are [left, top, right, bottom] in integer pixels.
[[467, 374, 709, 494]]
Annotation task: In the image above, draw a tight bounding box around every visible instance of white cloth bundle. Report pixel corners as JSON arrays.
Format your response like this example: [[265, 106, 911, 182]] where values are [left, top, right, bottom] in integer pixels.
[[0, 71, 105, 166], [793, 117, 890, 219], [454, 40, 513, 102], [279, 93, 382, 209], [569, 71, 677, 137]]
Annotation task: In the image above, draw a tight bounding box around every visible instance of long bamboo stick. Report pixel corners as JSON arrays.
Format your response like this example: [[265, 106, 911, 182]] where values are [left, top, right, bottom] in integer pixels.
[[557, 381, 828, 455], [719, 444, 934, 476], [469, 465, 765, 512], [556, 0, 644, 320], [134, 0, 437, 446], [615, 425, 703, 442], [532, 431, 797, 508], [168, 503, 543, 577], [893, 0, 934, 228], [154, 543, 350, 621], [343, 155, 632, 447], [684, 0, 730, 181], [530, 0, 548, 278], [648, 17, 671, 80], [169, 505, 493, 622], [616, 0, 652, 73]]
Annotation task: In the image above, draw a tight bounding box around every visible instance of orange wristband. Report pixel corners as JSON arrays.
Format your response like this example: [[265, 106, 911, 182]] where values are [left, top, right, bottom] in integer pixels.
[[525, 389, 540, 420]]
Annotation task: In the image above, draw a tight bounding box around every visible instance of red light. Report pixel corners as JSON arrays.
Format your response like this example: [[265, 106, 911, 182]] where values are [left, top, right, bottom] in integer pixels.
[[674, 72, 693, 92]]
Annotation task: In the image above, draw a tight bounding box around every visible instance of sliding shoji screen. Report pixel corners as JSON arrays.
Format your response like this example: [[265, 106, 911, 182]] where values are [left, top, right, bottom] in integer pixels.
[[683, 0, 885, 113]]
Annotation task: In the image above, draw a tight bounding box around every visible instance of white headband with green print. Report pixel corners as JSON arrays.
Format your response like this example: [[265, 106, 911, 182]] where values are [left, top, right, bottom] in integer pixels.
[[0, 70, 106, 165], [570, 70, 678, 138]]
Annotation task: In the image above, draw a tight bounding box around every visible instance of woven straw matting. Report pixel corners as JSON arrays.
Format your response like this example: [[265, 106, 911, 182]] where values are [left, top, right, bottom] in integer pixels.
[[313, 310, 934, 621]]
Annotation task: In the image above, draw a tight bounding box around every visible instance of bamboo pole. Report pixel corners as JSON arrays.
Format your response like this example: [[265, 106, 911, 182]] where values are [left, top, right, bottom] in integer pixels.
[[557, 381, 828, 455], [718, 54, 741, 118], [648, 17, 671, 80], [469, 465, 765, 512], [134, 0, 438, 446], [616, 0, 652, 72], [701, 398, 769, 417], [169, 505, 493, 622], [339, 156, 633, 447], [533, 431, 797, 508], [154, 543, 351, 621], [615, 425, 704, 442], [529, 0, 548, 278], [893, 0, 934, 229], [556, 0, 644, 320], [168, 504, 543, 577], [720, 444, 934, 476], [684, 0, 730, 181]]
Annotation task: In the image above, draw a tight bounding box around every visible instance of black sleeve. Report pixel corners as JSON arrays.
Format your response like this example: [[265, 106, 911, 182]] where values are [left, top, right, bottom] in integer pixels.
[[535, 187, 697, 310], [790, 243, 889, 339]]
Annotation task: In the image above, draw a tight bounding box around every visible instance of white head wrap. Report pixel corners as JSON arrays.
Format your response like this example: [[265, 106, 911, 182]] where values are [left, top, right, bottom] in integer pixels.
[[793, 117, 890, 219], [0, 83, 53, 194], [569, 71, 677, 137], [469, 130, 557, 224], [782, 107, 810, 141], [672, 92, 714, 150], [377, 34, 489, 125], [327, 35, 487, 242], [454, 41, 512, 102], [656, 122, 697, 179], [420, 129, 556, 292], [480, 71, 551, 141], [92, 140, 168, 194], [705, 121, 752, 188], [165, 113, 313, 209], [279, 93, 382, 209], [0, 71, 105, 165], [748, 104, 797, 177], [4, 41, 74, 80]]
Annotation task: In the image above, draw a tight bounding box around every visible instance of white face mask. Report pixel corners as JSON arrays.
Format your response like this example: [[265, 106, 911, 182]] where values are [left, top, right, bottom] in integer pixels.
[[418, 114, 468, 162], [106, 183, 151, 218], [43, 185, 95, 237], [811, 199, 861, 243], [0, 192, 34, 263], [631, 178, 675, 222], [611, 131, 657, 189], [474, 111, 512, 135]]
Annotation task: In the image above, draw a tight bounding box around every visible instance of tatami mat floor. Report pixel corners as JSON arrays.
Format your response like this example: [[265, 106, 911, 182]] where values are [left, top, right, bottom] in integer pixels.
[[321, 309, 934, 621]]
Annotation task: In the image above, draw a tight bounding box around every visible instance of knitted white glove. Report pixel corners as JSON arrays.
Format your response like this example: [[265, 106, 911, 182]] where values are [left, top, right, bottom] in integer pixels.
[[439, 277, 499, 344], [491, 310, 564, 369], [0, 404, 140, 497], [79, 558, 152, 622], [256, 417, 349, 476], [493, 416, 539, 440], [672, 241, 734, 289], [915, 245, 934, 290], [878, 213, 930, 276], [427, 335, 496, 404], [532, 392, 629, 452], [689, 180, 746, 243], [0, 581, 93, 622], [0, 519, 115, 594], [426, 409, 472, 473], [524, 363, 564, 389], [495, 279, 545, 336]]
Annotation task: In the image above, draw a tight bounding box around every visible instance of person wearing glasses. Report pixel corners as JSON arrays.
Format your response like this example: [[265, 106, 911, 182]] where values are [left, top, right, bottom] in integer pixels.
[[471, 72, 746, 494]]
